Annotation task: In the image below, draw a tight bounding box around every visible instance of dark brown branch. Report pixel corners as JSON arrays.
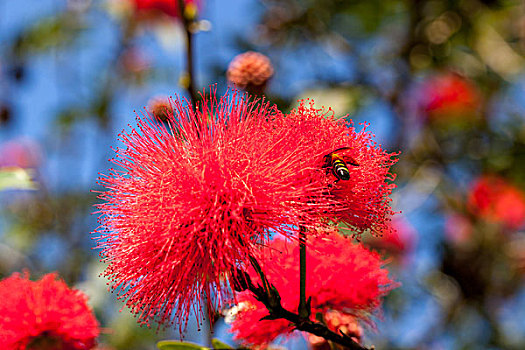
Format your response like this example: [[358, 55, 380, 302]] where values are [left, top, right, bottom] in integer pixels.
[[177, 0, 198, 105], [298, 226, 310, 320], [238, 260, 371, 350]]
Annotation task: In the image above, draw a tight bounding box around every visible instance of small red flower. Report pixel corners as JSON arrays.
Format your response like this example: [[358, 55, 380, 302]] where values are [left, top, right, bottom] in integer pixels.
[[468, 175, 525, 230], [229, 230, 398, 348], [271, 100, 398, 237], [0, 272, 99, 350], [131, 0, 199, 18], [420, 73, 480, 121], [94, 90, 337, 331]]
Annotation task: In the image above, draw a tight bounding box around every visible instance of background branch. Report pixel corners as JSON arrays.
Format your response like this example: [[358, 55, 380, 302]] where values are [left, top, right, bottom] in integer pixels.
[[177, 0, 198, 104]]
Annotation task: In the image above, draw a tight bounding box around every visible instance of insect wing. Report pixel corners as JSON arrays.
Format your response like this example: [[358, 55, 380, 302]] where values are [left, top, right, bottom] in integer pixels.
[[331, 147, 359, 167]]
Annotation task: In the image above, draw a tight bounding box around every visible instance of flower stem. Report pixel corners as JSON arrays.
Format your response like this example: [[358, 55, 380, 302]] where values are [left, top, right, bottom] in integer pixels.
[[177, 0, 198, 105], [298, 226, 309, 320], [248, 256, 272, 298]]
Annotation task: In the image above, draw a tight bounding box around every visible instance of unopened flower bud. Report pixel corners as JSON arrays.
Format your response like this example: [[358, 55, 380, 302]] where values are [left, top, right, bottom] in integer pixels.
[[227, 52, 274, 95], [147, 95, 173, 122]]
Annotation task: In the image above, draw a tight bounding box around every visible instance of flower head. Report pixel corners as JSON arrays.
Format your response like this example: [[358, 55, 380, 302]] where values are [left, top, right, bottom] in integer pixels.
[[94, 90, 337, 331], [0, 272, 99, 350], [229, 230, 397, 348], [467, 175, 525, 230], [419, 73, 480, 121], [131, 0, 199, 18], [272, 100, 398, 237], [227, 52, 274, 95]]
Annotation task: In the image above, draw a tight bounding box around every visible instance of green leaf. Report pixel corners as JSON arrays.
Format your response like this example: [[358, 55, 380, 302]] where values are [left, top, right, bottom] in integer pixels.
[[156, 340, 207, 350], [0, 167, 37, 191], [15, 13, 85, 55], [211, 339, 234, 349]]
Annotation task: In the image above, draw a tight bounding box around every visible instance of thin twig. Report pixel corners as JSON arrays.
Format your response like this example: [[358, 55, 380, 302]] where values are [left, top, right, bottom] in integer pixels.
[[177, 0, 198, 105], [298, 226, 309, 319]]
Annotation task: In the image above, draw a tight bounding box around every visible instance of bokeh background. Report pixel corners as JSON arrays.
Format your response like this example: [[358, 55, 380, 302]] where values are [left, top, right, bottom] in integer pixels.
[[2, 0, 525, 349]]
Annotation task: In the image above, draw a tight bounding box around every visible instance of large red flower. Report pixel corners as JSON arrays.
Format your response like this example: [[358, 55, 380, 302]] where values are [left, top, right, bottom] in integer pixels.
[[468, 175, 525, 230], [271, 100, 398, 236], [229, 230, 398, 348], [94, 91, 336, 331], [0, 272, 99, 350]]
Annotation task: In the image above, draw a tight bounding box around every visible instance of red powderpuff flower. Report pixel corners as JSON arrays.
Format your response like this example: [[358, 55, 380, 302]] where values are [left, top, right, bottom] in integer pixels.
[[229, 230, 398, 348], [131, 0, 199, 18], [94, 90, 337, 331], [420, 73, 480, 121], [468, 175, 525, 230], [0, 272, 99, 350], [269, 100, 398, 237]]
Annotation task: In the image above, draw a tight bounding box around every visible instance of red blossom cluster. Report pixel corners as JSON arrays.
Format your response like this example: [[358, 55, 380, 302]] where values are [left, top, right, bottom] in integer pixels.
[[468, 175, 525, 230], [94, 89, 397, 331], [420, 73, 480, 121], [272, 100, 398, 236], [131, 0, 199, 18], [229, 230, 398, 348], [0, 272, 99, 350]]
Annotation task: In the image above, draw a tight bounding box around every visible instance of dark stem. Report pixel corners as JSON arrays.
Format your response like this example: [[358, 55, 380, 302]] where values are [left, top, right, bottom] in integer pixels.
[[298, 226, 309, 319], [248, 255, 272, 296], [245, 257, 370, 350], [177, 0, 198, 105]]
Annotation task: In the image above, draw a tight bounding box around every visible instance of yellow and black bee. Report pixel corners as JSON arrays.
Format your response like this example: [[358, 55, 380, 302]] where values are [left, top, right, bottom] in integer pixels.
[[323, 147, 359, 182]]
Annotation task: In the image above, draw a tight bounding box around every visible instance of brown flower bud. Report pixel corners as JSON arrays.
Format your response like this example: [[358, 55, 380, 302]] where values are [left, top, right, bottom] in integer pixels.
[[147, 96, 173, 122]]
